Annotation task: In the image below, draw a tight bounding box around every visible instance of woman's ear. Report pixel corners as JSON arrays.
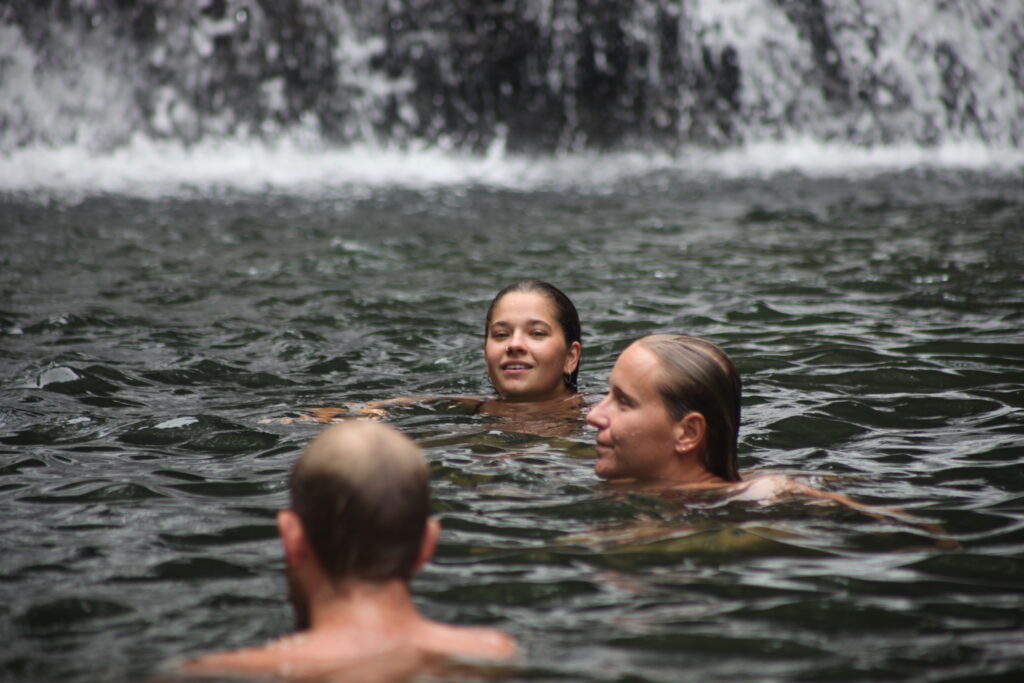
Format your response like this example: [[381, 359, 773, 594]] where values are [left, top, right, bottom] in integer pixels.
[[413, 517, 441, 573], [674, 412, 707, 455], [564, 340, 582, 374]]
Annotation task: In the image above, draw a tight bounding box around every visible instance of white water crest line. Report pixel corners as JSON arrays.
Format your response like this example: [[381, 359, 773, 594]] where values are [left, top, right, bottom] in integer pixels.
[[154, 417, 200, 430], [1, 135, 1022, 197]]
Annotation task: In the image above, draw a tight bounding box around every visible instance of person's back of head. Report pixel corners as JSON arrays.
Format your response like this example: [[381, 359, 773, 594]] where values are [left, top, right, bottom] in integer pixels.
[[180, 420, 518, 676], [291, 420, 430, 583], [638, 335, 741, 482]]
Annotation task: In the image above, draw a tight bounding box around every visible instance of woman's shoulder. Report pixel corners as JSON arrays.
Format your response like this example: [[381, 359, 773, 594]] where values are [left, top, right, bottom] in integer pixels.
[[727, 472, 801, 503]]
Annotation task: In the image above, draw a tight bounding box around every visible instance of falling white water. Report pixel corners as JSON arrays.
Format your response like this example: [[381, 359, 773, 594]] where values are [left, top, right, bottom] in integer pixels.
[[1, 0, 1021, 194]]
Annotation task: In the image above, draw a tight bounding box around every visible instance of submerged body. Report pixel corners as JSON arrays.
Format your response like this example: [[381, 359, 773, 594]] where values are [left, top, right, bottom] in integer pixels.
[[286, 280, 584, 435], [180, 421, 516, 679], [600, 469, 893, 514], [585, 336, 953, 541], [588, 338, 891, 510], [182, 581, 514, 679]]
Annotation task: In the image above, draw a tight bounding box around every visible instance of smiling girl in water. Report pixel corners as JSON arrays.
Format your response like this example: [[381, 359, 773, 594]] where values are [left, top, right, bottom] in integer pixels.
[[293, 280, 584, 432], [480, 279, 582, 406]]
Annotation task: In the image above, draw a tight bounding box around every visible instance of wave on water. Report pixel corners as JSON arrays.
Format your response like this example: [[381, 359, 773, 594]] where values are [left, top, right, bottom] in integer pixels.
[[3, 136, 1022, 197]]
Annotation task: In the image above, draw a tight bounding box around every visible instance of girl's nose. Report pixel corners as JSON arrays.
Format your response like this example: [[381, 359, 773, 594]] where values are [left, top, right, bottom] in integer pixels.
[[506, 330, 526, 351]]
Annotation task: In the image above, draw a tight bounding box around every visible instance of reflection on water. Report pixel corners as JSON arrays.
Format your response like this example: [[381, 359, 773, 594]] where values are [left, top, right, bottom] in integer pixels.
[[1, 170, 1023, 681]]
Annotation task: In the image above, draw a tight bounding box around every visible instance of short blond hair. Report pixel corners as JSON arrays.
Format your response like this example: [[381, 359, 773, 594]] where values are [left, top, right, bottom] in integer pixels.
[[291, 421, 430, 582]]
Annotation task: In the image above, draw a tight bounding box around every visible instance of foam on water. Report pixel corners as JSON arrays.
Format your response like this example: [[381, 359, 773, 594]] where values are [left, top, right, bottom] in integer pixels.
[[2, 0, 1022, 197], [2, 135, 1021, 198]]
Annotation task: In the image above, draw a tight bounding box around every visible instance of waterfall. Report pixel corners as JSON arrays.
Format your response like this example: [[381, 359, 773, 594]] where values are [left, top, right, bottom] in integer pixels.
[[1, 0, 1022, 194], [2, 0, 1021, 154]]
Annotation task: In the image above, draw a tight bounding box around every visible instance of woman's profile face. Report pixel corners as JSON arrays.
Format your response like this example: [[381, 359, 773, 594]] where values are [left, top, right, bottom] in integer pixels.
[[586, 343, 680, 480], [484, 291, 580, 402]]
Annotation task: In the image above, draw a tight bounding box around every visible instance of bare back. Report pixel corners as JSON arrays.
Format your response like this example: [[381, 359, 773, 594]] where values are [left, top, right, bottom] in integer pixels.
[[181, 619, 516, 680]]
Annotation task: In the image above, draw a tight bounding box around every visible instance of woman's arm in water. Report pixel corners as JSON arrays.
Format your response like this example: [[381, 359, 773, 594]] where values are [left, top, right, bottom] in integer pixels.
[[735, 474, 905, 517], [261, 395, 487, 423], [735, 474, 959, 548]]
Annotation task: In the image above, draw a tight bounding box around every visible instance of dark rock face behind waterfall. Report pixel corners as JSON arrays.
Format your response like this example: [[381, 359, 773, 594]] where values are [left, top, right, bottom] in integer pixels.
[[1, 0, 1022, 153]]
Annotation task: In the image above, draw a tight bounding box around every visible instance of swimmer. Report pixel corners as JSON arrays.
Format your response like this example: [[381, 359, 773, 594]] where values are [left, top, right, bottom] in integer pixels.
[[298, 280, 584, 432], [586, 335, 926, 520], [180, 421, 517, 679], [587, 335, 741, 487], [480, 278, 582, 405]]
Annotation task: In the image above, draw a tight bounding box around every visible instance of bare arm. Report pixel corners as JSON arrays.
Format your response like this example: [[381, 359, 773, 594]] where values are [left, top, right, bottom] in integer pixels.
[[782, 478, 905, 520], [356, 395, 486, 417], [177, 646, 283, 677], [260, 395, 487, 424], [768, 477, 959, 548]]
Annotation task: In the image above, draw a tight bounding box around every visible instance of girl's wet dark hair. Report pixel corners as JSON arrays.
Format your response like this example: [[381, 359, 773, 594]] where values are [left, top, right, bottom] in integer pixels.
[[638, 335, 741, 482], [484, 279, 582, 390]]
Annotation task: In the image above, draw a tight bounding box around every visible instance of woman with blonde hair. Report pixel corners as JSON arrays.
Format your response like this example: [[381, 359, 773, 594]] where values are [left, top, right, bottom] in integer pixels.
[[587, 334, 742, 487], [588, 334, 922, 513]]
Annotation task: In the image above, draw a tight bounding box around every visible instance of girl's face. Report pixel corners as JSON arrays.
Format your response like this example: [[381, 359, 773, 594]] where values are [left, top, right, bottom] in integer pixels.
[[586, 343, 680, 481], [484, 291, 580, 402]]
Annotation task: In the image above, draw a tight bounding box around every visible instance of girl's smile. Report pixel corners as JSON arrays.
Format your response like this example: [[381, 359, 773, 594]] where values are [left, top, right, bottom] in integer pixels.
[[484, 291, 580, 402]]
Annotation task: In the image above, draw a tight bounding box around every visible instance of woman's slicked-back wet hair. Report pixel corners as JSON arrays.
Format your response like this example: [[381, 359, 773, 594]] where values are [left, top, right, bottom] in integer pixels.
[[638, 335, 741, 482], [484, 279, 582, 390]]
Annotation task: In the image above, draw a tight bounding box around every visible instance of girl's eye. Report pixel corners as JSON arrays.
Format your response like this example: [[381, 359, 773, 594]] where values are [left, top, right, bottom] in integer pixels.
[[491, 331, 508, 340], [530, 330, 548, 338]]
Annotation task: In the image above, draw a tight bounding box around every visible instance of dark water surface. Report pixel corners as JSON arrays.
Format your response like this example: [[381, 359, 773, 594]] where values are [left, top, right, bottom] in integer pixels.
[[2, 169, 1023, 681]]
